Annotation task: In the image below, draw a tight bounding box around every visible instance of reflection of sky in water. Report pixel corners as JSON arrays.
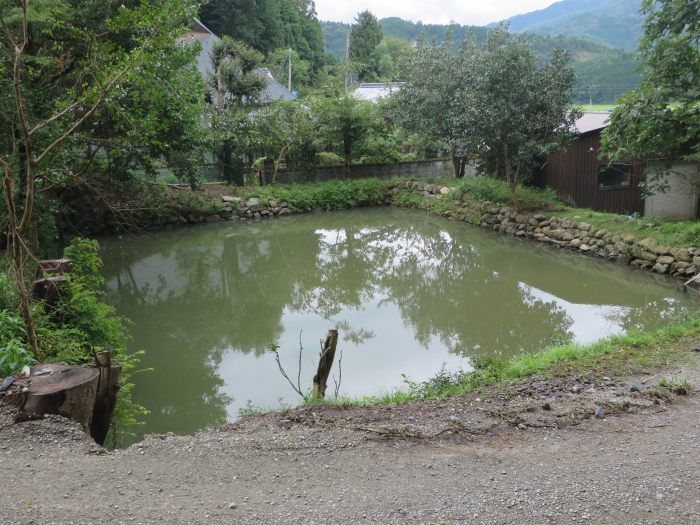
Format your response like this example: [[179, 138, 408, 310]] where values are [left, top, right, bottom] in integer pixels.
[[520, 283, 682, 344], [100, 208, 696, 441], [218, 297, 471, 419], [522, 283, 628, 344]]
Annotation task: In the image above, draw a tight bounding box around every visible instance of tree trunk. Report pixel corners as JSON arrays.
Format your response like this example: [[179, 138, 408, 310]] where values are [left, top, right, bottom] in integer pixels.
[[503, 144, 519, 212], [343, 140, 352, 179], [312, 329, 339, 399], [2, 168, 38, 355], [452, 155, 467, 178], [90, 351, 122, 445]]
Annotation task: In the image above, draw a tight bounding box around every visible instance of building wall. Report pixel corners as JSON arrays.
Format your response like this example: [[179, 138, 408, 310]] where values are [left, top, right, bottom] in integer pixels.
[[270, 159, 475, 184], [644, 163, 699, 220], [538, 130, 645, 215]]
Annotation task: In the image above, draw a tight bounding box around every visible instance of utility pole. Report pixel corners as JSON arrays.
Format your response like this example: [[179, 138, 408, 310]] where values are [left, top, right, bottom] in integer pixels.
[[288, 47, 292, 92], [344, 31, 350, 94]]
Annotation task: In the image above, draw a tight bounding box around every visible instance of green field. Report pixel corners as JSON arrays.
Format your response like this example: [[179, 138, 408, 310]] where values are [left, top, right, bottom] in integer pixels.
[[577, 103, 617, 112]]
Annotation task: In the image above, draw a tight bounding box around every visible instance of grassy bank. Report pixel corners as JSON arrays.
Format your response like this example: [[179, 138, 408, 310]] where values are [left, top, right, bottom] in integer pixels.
[[302, 314, 700, 410], [385, 177, 700, 248]]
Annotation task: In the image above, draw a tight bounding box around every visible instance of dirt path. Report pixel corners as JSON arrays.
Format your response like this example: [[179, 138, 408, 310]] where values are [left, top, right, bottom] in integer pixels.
[[1, 360, 699, 525]]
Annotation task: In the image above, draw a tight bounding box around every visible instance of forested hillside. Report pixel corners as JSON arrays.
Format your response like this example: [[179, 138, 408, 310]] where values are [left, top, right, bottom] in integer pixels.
[[322, 18, 641, 103], [500, 0, 644, 51], [200, 0, 325, 79]]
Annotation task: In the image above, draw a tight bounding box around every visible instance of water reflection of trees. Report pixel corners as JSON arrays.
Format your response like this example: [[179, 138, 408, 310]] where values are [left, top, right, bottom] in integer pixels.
[[100, 209, 693, 432]]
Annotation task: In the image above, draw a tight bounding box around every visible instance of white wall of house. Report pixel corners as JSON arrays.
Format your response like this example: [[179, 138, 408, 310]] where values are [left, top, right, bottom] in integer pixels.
[[644, 163, 699, 220]]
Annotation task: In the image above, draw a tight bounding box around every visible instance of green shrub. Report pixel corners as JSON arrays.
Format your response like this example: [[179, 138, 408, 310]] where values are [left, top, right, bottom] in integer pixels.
[[63, 238, 104, 290], [0, 272, 17, 311], [0, 338, 36, 377], [0, 309, 35, 377], [316, 152, 344, 167], [455, 176, 559, 210]]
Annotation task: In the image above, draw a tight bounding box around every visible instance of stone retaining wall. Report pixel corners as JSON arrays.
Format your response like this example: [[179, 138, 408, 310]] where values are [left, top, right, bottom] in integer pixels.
[[388, 180, 699, 282]]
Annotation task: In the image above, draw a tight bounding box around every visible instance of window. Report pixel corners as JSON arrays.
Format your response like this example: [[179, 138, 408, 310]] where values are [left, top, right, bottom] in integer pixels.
[[598, 164, 632, 190]]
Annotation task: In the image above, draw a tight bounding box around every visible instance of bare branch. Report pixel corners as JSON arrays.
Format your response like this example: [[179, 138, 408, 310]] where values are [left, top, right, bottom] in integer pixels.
[[272, 347, 305, 399], [29, 99, 82, 135]]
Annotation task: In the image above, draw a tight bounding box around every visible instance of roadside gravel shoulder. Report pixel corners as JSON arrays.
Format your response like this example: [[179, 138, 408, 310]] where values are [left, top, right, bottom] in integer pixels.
[[1, 357, 698, 524]]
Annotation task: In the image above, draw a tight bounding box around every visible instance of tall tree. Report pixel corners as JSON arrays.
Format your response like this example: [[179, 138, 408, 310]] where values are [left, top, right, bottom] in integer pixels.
[[392, 26, 580, 208], [208, 37, 265, 185], [600, 0, 700, 193], [0, 0, 199, 351], [349, 10, 383, 81], [463, 27, 580, 209], [389, 32, 473, 178]]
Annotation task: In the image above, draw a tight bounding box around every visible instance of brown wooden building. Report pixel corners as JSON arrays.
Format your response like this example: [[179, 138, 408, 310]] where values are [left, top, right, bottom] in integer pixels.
[[536, 112, 646, 215]]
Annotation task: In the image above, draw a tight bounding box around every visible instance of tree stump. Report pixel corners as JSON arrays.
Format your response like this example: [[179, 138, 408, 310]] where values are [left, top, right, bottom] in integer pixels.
[[3, 363, 99, 432], [90, 351, 122, 445], [312, 329, 339, 399], [35, 259, 73, 278], [31, 276, 69, 306]]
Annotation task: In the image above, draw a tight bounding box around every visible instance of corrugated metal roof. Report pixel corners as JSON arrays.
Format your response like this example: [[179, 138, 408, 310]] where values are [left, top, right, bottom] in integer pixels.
[[575, 112, 612, 134]]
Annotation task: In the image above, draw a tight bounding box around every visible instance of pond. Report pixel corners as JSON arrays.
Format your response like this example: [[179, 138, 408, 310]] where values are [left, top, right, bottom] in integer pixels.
[[100, 208, 694, 443]]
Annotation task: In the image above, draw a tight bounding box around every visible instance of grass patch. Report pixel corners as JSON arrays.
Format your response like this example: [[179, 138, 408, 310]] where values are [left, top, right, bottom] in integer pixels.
[[453, 177, 560, 211], [658, 376, 691, 395], [554, 208, 700, 247], [233, 178, 389, 212], [300, 314, 700, 410], [575, 103, 616, 112]]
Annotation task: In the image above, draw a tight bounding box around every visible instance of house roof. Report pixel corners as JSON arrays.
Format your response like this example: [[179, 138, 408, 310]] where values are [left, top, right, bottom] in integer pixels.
[[575, 112, 612, 134], [352, 83, 404, 103], [181, 20, 296, 102]]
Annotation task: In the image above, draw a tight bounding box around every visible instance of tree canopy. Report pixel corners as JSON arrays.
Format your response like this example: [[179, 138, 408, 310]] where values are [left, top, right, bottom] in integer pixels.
[[0, 0, 201, 350], [601, 0, 700, 173], [392, 25, 580, 208], [349, 10, 384, 81], [208, 37, 266, 185]]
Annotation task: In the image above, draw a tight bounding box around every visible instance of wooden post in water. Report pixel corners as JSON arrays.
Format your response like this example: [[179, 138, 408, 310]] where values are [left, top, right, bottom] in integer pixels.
[[312, 329, 339, 399]]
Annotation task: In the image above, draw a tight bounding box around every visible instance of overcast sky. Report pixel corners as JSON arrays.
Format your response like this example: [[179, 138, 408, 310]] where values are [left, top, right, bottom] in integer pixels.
[[314, 0, 559, 26]]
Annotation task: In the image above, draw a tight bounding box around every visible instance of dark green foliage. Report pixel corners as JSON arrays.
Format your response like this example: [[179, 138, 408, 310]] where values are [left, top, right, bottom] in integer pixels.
[[200, 0, 326, 80], [349, 11, 384, 81], [601, 0, 700, 174], [322, 18, 641, 103], [0, 310, 36, 376], [209, 37, 266, 185], [311, 96, 381, 175], [247, 178, 389, 212]]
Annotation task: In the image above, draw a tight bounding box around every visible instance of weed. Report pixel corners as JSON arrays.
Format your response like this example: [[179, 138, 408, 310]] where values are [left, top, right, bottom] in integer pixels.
[[658, 376, 691, 395]]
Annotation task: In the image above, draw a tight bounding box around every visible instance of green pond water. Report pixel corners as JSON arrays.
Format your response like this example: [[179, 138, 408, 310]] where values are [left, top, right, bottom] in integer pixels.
[[100, 208, 694, 442]]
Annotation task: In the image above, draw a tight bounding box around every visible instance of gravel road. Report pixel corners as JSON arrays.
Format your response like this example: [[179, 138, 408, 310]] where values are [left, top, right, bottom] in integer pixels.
[[1, 363, 698, 525]]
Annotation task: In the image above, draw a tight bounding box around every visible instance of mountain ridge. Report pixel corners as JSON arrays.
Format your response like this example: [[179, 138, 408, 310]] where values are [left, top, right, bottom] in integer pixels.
[[321, 18, 641, 103], [495, 0, 644, 51]]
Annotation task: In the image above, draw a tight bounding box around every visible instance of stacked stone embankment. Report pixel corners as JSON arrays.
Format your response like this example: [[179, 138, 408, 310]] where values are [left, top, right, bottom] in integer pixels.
[[388, 180, 699, 282]]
